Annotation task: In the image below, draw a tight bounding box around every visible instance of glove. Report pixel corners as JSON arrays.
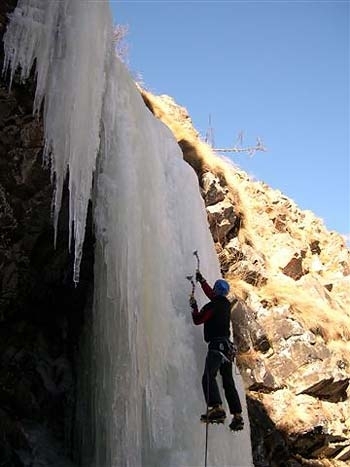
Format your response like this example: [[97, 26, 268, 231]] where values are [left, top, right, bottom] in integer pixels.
[[189, 296, 197, 308], [195, 271, 205, 283]]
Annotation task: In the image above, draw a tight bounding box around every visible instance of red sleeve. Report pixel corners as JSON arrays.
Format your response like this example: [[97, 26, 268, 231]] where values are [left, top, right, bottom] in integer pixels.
[[192, 304, 214, 325], [201, 281, 215, 300]]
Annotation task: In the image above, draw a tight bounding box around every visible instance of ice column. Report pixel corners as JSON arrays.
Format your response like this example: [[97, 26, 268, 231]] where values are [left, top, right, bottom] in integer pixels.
[[88, 51, 253, 466]]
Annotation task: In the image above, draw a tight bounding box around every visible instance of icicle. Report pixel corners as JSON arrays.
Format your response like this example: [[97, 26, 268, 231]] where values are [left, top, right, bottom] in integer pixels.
[[3, 0, 112, 283]]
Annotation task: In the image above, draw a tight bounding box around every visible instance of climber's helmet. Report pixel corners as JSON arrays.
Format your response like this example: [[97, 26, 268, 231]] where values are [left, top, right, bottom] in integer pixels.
[[213, 279, 230, 297]]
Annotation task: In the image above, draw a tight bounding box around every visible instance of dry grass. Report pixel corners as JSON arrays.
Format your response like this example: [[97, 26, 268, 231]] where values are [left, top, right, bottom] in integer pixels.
[[225, 274, 255, 301], [326, 339, 350, 364], [297, 458, 349, 467], [259, 278, 350, 342]]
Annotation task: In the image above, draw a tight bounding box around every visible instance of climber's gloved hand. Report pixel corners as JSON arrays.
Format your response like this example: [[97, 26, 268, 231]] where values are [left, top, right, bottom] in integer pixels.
[[195, 270, 205, 283], [189, 296, 197, 309]]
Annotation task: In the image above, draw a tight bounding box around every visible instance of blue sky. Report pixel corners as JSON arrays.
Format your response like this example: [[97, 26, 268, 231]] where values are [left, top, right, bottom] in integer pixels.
[[110, 1, 349, 239]]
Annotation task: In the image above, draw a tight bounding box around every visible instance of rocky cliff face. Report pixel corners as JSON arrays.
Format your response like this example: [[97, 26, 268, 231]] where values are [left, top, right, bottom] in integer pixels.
[[1, 2, 349, 465], [141, 90, 350, 467]]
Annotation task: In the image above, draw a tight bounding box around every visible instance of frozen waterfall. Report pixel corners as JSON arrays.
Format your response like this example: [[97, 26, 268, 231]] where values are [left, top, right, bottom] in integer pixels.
[[3, 1, 253, 466]]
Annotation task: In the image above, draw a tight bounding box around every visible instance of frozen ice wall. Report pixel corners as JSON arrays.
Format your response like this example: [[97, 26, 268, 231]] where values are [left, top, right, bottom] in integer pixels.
[[3, 0, 111, 282], [3, 1, 253, 466], [88, 54, 253, 467]]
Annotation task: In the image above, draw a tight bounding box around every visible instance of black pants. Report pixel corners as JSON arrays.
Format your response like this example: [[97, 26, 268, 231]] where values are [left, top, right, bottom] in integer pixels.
[[202, 349, 242, 414]]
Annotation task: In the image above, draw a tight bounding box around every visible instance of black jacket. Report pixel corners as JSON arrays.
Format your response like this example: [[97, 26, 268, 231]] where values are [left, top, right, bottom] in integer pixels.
[[192, 281, 231, 343]]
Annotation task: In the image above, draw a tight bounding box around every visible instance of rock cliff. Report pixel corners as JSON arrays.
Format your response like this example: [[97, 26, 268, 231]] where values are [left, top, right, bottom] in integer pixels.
[[141, 90, 350, 466]]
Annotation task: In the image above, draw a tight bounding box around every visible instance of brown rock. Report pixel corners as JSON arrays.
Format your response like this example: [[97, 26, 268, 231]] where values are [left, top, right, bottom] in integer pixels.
[[206, 199, 238, 244], [244, 359, 278, 392], [273, 214, 287, 232], [335, 445, 350, 461], [310, 240, 321, 255], [266, 355, 298, 382], [282, 256, 304, 280], [231, 299, 271, 353], [201, 172, 225, 206], [297, 375, 349, 402], [289, 340, 330, 365], [272, 317, 304, 341]]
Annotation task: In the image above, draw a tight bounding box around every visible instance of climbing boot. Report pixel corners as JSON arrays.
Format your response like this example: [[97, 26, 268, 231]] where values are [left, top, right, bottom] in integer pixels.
[[229, 414, 244, 431], [200, 405, 226, 422]]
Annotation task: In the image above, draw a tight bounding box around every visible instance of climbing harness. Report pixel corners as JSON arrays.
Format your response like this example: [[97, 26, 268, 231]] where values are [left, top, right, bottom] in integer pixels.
[[209, 338, 237, 363]]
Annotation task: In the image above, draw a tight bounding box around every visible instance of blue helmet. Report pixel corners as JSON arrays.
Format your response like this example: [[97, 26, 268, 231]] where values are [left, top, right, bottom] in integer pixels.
[[213, 279, 230, 296]]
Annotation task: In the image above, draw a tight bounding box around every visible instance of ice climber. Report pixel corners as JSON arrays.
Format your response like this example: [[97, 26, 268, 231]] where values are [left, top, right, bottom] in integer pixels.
[[190, 271, 244, 431]]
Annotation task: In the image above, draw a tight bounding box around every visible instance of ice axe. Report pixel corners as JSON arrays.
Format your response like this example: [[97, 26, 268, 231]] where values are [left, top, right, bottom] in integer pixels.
[[193, 250, 200, 272], [186, 250, 200, 299], [186, 275, 195, 298]]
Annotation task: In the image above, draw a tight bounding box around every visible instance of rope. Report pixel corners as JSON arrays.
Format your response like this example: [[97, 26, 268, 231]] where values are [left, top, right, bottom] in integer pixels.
[[204, 358, 209, 467]]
